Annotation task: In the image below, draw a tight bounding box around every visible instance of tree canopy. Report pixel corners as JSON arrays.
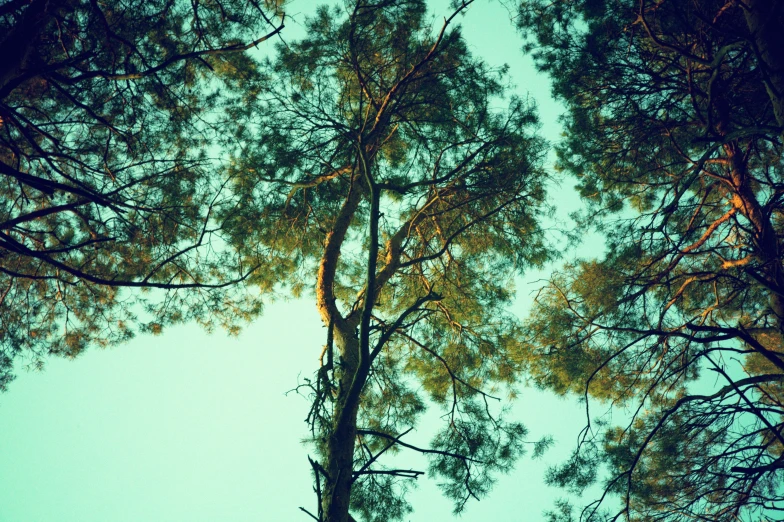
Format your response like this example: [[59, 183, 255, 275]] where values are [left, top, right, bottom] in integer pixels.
[[3, 1, 554, 519], [0, 0, 282, 389], [13, 0, 784, 520], [517, 0, 784, 520], [222, 1, 551, 520]]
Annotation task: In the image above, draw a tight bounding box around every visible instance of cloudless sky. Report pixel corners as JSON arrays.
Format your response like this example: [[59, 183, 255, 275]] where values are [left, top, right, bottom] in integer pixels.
[[0, 1, 603, 520]]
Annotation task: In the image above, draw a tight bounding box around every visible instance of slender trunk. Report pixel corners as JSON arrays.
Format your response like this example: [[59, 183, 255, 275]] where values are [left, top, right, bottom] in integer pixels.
[[315, 215, 362, 522], [322, 149, 379, 522], [318, 145, 382, 522], [321, 330, 361, 522]]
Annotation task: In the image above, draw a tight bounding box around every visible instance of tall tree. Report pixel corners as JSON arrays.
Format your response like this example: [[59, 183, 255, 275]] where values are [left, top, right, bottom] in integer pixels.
[[223, 1, 551, 520], [0, 0, 283, 389], [516, 0, 784, 520]]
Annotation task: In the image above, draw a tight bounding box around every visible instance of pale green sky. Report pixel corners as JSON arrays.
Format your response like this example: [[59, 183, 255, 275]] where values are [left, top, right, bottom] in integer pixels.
[[0, 1, 603, 520]]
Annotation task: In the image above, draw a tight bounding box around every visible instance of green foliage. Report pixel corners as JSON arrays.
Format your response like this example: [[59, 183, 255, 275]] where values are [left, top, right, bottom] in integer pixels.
[[0, 0, 281, 389], [546, 444, 599, 496], [429, 402, 529, 513], [349, 473, 414, 522], [543, 499, 578, 522]]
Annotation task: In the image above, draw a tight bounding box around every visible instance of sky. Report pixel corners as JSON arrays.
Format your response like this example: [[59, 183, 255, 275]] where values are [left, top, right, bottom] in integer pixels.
[[0, 1, 605, 521]]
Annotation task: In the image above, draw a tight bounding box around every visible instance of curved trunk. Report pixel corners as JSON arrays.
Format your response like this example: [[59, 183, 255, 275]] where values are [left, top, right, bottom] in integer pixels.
[[321, 156, 379, 522]]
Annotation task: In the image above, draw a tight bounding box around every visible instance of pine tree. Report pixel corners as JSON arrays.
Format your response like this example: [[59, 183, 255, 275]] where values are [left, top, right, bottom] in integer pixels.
[[518, 0, 784, 519], [223, 1, 551, 520]]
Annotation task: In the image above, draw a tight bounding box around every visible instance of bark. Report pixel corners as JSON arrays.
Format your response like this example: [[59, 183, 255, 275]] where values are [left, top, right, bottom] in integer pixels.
[[315, 174, 364, 330], [322, 332, 362, 522], [314, 170, 366, 522], [724, 141, 784, 337], [320, 152, 379, 522], [713, 8, 784, 334], [0, 0, 58, 98], [743, 0, 784, 134]]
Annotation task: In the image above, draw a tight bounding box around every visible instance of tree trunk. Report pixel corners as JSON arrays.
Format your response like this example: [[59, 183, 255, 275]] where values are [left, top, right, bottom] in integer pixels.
[[315, 153, 379, 522], [725, 142, 784, 338], [743, 0, 784, 134], [0, 0, 57, 97], [321, 330, 362, 522]]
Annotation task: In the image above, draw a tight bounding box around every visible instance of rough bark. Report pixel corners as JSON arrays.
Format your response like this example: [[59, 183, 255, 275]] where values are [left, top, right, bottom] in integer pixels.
[[322, 332, 362, 522], [314, 169, 367, 522], [319, 151, 380, 522], [743, 0, 784, 133], [724, 143, 784, 336], [0, 0, 58, 97]]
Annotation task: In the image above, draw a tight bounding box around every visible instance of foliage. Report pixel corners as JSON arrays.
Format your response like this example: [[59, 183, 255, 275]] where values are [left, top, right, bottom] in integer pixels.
[[517, 0, 784, 520], [0, 0, 283, 389], [223, 1, 552, 520]]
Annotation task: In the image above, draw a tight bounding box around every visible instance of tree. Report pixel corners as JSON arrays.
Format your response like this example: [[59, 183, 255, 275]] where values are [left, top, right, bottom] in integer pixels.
[[516, 0, 784, 520], [0, 0, 283, 389], [222, 1, 552, 520]]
